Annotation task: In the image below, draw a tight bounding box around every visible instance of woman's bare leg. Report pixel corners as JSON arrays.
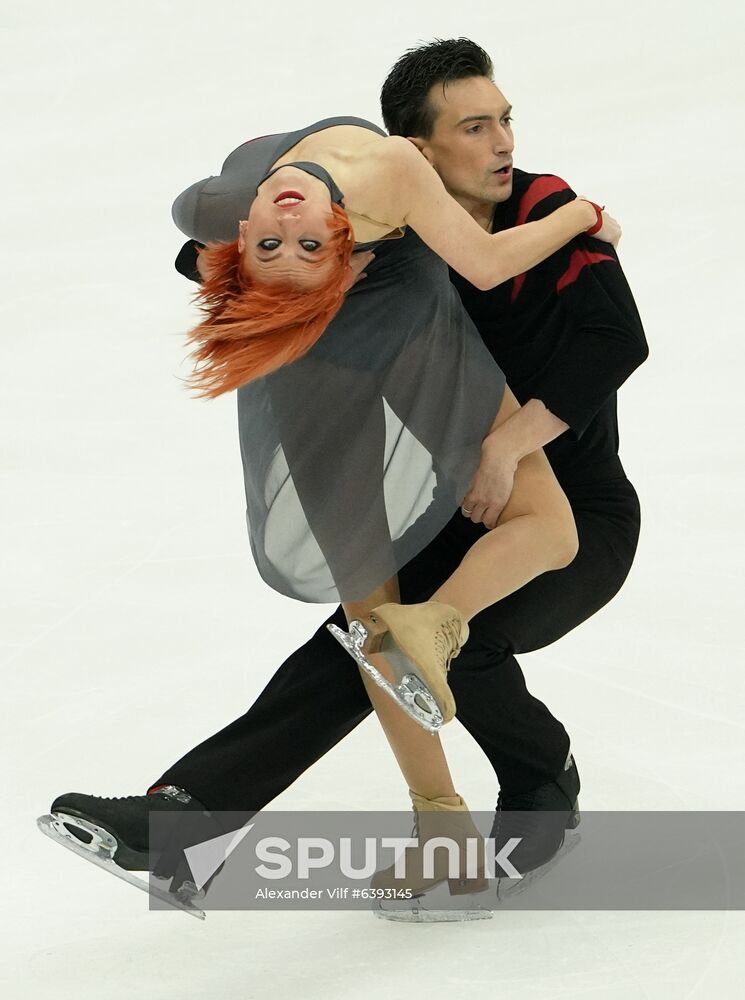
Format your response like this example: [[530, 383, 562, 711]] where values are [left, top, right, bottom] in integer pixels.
[[432, 388, 578, 617], [342, 579, 457, 801], [341, 388, 576, 802]]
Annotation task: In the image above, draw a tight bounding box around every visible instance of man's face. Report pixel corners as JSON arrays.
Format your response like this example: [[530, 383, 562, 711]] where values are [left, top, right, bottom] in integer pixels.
[[411, 76, 515, 209]]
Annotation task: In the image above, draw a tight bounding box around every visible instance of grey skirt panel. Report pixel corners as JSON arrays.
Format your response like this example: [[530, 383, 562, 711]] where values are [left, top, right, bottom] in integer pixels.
[[237, 228, 506, 603]]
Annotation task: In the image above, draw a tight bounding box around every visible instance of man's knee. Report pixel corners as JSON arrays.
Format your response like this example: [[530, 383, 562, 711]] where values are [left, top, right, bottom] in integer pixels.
[[547, 510, 580, 570]]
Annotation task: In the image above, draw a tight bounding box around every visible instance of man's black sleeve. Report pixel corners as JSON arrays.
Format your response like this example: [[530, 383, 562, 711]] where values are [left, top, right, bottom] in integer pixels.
[[175, 239, 205, 284], [524, 185, 649, 438]]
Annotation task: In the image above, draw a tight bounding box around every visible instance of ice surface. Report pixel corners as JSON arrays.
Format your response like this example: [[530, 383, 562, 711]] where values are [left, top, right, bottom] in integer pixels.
[[3, 1, 744, 997]]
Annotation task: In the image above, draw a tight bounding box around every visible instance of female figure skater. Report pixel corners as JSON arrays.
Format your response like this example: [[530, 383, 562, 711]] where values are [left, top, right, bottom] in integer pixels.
[[165, 114, 617, 909]]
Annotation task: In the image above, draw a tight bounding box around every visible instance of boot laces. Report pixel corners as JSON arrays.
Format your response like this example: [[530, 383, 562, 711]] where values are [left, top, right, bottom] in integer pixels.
[[434, 616, 464, 673], [94, 788, 186, 806]]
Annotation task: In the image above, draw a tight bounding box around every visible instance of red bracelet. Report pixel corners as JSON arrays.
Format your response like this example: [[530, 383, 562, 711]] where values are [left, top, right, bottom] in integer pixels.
[[585, 201, 605, 236]]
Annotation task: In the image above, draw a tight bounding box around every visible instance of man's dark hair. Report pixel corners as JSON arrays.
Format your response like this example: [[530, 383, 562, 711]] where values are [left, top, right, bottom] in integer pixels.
[[380, 37, 494, 138]]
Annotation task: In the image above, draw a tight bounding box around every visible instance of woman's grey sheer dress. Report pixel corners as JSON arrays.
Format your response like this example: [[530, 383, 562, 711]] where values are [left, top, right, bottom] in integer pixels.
[[172, 117, 506, 602]]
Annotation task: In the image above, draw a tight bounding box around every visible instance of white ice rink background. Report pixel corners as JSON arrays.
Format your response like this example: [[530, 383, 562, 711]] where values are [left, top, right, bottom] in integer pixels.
[[2, 1, 744, 997]]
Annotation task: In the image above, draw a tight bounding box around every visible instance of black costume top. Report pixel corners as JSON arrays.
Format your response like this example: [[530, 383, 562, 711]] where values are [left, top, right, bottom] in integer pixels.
[[449, 168, 648, 488]]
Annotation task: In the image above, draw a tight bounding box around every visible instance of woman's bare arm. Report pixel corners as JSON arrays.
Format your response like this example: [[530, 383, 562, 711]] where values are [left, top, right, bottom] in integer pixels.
[[376, 136, 599, 290]]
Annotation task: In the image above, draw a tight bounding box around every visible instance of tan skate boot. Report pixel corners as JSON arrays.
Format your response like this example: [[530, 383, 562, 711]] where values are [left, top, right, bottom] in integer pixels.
[[327, 600, 468, 731], [364, 601, 468, 722], [371, 790, 491, 922]]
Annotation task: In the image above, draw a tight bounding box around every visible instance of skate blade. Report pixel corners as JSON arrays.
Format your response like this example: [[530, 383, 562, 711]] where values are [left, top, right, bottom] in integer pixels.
[[37, 814, 206, 920], [327, 622, 444, 733], [495, 827, 581, 901], [373, 883, 493, 923]]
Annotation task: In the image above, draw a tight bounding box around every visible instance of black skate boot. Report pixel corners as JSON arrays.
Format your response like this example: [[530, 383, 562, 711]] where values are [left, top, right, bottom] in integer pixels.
[[491, 752, 581, 900], [37, 785, 217, 919], [47, 785, 200, 870]]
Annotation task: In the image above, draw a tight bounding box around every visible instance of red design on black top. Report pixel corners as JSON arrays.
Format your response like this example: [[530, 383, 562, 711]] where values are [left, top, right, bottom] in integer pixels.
[[556, 249, 614, 293], [511, 176, 571, 303], [515, 176, 570, 227]]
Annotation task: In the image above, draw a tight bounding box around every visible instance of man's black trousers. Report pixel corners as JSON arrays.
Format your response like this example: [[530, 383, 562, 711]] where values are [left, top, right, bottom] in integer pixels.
[[153, 477, 640, 811]]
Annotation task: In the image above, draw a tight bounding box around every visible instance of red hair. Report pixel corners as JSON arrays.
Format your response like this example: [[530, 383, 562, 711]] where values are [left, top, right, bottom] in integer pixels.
[[184, 202, 355, 398]]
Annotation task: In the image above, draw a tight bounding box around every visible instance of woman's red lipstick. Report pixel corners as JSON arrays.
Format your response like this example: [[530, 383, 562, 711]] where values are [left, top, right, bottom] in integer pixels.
[[274, 191, 305, 204]]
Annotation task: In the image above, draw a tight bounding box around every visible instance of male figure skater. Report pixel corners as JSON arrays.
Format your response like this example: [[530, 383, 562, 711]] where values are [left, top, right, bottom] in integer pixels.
[[46, 38, 647, 899]]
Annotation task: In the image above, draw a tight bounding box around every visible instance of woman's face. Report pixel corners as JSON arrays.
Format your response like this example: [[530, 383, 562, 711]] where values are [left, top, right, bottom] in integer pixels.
[[239, 166, 338, 287]]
